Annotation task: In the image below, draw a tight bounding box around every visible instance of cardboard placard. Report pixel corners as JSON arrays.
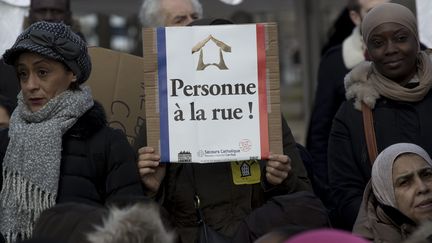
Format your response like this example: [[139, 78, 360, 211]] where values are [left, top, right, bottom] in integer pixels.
[[417, 0, 432, 48], [143, 23, 282, 163], [87, 47, 146, 145]]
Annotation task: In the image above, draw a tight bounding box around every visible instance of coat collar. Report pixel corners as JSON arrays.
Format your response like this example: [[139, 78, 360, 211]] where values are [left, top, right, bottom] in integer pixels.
[[342, 27, 365, 69], [354, 182, 416, 242], [66, 101, 107, 139]]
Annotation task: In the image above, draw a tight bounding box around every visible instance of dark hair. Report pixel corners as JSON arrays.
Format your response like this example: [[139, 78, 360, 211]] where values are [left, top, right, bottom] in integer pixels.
[[0, 95, 15, 117], [30, 0, 71, 11], [61, 63, 80, 91], [187, 18, 234, 26], [29, 0, 72, 26], [230, 11, 253, 24], [347, 0, 361, 13]]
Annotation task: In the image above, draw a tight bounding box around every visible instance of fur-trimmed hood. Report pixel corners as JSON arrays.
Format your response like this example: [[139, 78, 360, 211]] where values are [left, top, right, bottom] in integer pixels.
[[344, 61, 380, 111], [345, 51, 432, 111], [66, 101, 107, 139], [342, 26, 365, 69], [353, 183, 416, 243], [403, 220, 432, 243], [87, 203, 174, 243]]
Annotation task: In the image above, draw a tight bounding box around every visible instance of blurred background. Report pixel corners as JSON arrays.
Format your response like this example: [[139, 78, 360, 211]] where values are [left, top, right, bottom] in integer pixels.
[[0, 0, 418, 144]]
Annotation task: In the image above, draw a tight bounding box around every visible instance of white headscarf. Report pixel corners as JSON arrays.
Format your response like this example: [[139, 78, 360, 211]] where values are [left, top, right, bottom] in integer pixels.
[[372, 143, 432, 207]]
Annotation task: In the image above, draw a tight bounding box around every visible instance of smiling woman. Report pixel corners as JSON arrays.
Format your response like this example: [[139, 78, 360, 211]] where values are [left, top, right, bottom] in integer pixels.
[[366, 22, 418, 85], [327, 2, 432, 231], [353, 143, 432, 242]]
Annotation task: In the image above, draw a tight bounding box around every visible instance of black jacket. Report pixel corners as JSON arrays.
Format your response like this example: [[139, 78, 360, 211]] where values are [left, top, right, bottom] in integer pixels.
[[0, 59, 19, 107], [306, 44, 348, 186], [328, 91, 432, 230], [135, 116, 313, 242], [0, 102, 144, 205]]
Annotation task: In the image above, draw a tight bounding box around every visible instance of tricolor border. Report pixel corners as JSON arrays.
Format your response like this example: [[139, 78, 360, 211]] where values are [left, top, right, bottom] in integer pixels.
[[256, 24, 270, 159], [156, 27, 170, 162], [156, 25, 270, 162]]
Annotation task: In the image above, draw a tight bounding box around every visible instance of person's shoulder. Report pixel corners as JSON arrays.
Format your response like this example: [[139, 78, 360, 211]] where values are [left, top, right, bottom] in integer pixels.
[[321, 44, 343, 60], [318, 44, 345, 71], [84, 101, 107, 126], [340, 98, 357, 110], [334, 99, 358, 119], [66, 101, 107, 139], [0, 128, 8, 139], [425, 48, 432, 57], [0, 128, 9, 155]]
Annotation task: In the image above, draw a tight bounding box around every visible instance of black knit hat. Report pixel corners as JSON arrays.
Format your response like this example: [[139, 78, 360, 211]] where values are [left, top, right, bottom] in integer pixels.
[[3, 21, 91, 84]]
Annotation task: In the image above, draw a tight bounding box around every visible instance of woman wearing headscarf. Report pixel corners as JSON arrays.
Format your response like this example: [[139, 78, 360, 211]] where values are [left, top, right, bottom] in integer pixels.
[[0, 21, 144, 242], [327, 2, 432, 230], [353, 143, 432, 242]]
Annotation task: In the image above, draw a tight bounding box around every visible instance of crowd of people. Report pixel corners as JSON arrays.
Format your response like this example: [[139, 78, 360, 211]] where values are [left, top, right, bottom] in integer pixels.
[[0, 0, 432, 243]]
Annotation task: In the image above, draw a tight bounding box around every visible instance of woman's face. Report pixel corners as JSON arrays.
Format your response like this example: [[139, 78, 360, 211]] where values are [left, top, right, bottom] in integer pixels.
[[393, 153, 432, 223], [17, 52, 76, 112], [367, 23, 418, 84]]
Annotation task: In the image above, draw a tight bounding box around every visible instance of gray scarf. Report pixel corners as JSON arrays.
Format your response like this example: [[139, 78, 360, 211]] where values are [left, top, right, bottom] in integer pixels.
[[0, 85, 93, 242]]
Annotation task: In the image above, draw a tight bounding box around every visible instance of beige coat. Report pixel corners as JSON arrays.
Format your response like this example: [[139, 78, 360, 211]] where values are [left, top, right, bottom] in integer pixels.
[[353, 182, 415, 243]]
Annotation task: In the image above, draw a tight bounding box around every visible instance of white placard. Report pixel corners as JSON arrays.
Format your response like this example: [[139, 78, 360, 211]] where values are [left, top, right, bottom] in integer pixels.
[[157, 24, 269, 163]]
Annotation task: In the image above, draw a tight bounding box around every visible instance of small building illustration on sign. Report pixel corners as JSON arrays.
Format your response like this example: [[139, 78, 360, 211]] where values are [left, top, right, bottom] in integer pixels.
[[178, 151, 192, 162], [240, 161, 251, 177], [192, 35, 231, 71]]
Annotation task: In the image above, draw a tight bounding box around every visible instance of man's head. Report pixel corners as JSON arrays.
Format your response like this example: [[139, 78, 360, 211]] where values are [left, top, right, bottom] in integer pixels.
[[139, 0, 203, 27], [347, 0, 389, 27], [29, 0, 72, 25]]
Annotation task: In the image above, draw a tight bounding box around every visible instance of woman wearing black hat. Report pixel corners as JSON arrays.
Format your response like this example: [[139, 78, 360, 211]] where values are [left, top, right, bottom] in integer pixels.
[[0, 21, 144, 242]]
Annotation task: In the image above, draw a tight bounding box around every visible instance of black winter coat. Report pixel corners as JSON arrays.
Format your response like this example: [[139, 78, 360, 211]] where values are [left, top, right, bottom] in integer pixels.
[[0, 102, 144, 205], [306, 45, 348, 186], [135, 116, 313, 243], [0, 59, 19, 107], [305, 45, 349, 206], [328, 91, 432, 230]]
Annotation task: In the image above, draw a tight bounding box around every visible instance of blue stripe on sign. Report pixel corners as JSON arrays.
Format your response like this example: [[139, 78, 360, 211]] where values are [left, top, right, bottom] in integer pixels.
[[157, 27, 170, 162]]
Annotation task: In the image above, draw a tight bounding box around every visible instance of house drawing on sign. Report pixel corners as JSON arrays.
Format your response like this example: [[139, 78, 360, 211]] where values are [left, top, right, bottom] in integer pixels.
[[192, 35, 231, 71], [240, 161, 251, 177]]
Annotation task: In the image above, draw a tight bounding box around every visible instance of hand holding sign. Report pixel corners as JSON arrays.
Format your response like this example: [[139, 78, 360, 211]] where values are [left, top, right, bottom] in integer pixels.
[[143, 23, 283, 163], [137, 147, 166, 193], [265, 154, 291, 185]]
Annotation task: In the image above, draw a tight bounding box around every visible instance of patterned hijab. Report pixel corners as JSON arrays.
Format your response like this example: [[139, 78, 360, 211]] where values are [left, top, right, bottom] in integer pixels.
[[372, 143, 432, 207]]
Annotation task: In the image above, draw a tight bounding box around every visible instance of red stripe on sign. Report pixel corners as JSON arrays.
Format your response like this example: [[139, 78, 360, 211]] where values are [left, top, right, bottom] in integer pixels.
[[256, 24, 269, 159]]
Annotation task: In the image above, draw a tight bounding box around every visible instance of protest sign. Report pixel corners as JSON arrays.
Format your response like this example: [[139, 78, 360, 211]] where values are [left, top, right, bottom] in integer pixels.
[[416, 0, 432, 48], [87, 47, 145, 145], [143, 23, 282, 163]]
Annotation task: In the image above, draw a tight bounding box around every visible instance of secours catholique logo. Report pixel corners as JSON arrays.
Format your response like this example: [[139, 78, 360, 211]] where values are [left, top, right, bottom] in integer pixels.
[[192, 35, 231, 71]]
